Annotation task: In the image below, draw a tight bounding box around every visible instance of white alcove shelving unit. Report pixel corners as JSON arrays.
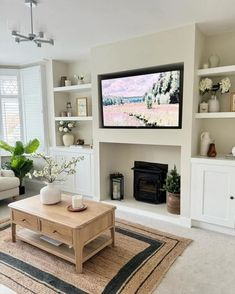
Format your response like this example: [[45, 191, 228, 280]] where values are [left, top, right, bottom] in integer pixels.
[[50, 61, 93, 147], [47, 60, 94, 198], [195, 62, 235, 154], [196, 65, 235, 119], [191, 30, 235, 234]]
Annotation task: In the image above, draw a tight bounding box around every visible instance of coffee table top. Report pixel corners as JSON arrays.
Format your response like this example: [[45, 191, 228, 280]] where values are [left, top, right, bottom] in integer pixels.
[[9, 195, 116, 229]]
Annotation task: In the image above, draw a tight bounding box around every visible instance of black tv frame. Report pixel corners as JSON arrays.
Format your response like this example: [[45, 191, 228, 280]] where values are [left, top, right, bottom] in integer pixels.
[[98, 63, 184, 129]]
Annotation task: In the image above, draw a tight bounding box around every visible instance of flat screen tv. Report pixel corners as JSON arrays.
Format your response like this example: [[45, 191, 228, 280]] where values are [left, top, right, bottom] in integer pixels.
[[99, 64, 183, 128]]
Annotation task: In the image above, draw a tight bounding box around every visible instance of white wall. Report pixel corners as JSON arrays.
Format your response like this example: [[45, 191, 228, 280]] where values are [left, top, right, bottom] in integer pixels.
[[91, 25, 196, 217]]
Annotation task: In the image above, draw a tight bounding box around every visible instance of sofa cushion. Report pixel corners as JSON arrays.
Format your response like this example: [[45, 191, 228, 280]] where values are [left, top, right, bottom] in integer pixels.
[[0, 177, 19, 192], [1, 170, 15, 177]]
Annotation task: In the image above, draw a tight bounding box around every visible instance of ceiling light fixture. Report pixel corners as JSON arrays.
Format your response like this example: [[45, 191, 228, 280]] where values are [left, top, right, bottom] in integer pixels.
[[12, 0, 54, 47]]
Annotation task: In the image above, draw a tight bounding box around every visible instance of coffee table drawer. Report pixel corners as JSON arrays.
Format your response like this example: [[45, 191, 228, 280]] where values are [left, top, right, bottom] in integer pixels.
[[40, 220, 73, 245], [12, 210, 38, 230]]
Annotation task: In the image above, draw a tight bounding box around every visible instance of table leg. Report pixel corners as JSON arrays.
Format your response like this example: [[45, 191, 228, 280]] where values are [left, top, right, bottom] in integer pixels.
[[75, 245, 83, 273], [73, 230, 83, 274], [111, 226, 115, 247], [11, 223, 16, 242]]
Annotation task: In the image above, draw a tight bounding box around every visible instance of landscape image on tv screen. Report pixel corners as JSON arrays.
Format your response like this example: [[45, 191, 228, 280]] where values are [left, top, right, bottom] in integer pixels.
[[100, 69, 182, 128]]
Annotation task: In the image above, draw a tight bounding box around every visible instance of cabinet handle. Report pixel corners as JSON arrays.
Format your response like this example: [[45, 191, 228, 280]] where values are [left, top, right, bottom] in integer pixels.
[[230, 196, 234, 200], [22, 219, 26, 222], [53, 230, 57, 233]]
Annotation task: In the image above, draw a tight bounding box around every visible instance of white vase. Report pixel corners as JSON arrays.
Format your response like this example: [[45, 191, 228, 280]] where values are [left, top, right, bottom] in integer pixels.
[[40, 183, 61, 205], [209, 54, 220, 68], [208, 95, 220, 112], [200, 131, 212, 156], [62, 133, 74, 146]]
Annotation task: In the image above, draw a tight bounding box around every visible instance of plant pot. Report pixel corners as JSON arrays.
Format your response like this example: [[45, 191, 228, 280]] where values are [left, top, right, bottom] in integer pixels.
[[19, 186, 25, 195], [62, 133, 74, 147], [40, 183, 61, 205], [167, 192, 180, 215]]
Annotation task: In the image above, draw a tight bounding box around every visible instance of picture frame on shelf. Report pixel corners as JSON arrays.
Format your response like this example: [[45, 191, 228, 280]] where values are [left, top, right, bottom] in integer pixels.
[[230, 92, 235, 112], [77, 97, 88, 116]]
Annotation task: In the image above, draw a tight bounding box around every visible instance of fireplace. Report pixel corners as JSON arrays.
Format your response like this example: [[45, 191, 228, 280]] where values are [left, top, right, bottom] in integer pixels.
[[132, 161, 168, 204]]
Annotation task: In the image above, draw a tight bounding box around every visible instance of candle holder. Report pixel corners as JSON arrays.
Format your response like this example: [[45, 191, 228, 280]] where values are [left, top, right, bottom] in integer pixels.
[[110, 173, 124, 200]]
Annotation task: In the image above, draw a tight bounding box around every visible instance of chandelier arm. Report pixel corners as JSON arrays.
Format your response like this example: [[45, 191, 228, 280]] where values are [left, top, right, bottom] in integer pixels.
[[34, 38, 54, 44], [12, 32, 30, 40], [18, 38, 31, 42]]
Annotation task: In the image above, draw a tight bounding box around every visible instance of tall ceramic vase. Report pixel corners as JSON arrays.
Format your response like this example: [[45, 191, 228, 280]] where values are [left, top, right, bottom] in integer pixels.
[[62, 133, 74, 146], [40, 183, 61, 205], [208, 95, 220, 112]]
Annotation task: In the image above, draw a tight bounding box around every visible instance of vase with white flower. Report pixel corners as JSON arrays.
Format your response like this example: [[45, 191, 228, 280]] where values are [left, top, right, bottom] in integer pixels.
[[28, 153, 83, 204], [199, 77, 231, 112], [58, 121, 76, 146]]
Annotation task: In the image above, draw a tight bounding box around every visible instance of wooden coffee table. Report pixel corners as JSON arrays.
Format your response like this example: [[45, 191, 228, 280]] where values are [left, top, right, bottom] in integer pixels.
[[9, 195, 116, 273]]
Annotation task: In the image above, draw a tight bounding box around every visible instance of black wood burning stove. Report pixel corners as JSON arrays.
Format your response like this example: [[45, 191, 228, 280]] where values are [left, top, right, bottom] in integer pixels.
[[131, 161, 168, 204]]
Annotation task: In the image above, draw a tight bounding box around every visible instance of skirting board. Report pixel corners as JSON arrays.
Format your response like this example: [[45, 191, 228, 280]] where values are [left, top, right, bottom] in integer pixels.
[[103, 200, 192, 228], [192, 220, 235, 236]]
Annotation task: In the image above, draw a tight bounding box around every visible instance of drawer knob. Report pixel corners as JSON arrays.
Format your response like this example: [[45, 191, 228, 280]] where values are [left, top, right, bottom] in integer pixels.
[[22, 219, 26, 222], [53, 230, 57, 233], [230, 196, 234, 200]]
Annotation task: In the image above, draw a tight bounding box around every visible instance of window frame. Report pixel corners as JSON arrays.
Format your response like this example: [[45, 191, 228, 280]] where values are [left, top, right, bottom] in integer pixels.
[[0, 68, 23, 147]]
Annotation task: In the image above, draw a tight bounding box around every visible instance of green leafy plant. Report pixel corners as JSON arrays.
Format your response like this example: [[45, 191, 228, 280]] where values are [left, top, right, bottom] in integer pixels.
[[0, 139, 40, 187], [163, 165, 180, 195]]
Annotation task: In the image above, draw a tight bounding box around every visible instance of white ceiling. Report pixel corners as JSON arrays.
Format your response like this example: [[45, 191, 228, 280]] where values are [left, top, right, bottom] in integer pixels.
[[1, 0, 235, 66]]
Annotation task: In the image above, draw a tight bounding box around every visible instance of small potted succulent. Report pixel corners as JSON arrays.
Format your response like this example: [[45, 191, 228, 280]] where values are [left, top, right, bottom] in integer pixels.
[[58, 121, 76, 146], [163, 165, 180, 215]]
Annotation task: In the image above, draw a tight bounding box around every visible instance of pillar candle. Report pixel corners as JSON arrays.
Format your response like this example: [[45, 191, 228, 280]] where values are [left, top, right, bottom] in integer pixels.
[[72, 195, 83, 208]]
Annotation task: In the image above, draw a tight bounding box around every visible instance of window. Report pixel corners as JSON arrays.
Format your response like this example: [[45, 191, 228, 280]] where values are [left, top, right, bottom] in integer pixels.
[[0, 66, 47, 150], [0, 71, 21, 145]]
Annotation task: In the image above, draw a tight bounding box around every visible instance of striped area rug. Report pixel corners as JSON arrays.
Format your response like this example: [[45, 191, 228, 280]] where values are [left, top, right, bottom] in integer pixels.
[[0, 219, 191, 294]]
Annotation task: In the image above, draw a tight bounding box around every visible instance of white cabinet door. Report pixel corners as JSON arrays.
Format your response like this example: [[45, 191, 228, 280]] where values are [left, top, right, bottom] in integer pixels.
[[51, 152, 76, 193], [74, 154, 93, 196], [191, 163, 235, 228], [50, 149, 94, 197]]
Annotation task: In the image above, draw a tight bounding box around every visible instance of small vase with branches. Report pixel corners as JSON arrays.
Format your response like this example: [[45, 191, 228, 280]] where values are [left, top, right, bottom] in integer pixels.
[[27, 152, 83, 204]]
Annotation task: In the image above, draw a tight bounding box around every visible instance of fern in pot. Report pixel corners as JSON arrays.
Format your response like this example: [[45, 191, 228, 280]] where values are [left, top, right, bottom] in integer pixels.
[[163, 165, 180, 215]]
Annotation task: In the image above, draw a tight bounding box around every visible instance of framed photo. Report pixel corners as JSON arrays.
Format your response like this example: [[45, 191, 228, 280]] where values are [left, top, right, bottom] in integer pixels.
[[230, 92, 235, 112], [77, 97, 88, 116]]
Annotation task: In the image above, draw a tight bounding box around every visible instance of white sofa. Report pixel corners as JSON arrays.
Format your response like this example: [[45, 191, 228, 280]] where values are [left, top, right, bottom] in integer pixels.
[[0, 170, 19, 201]]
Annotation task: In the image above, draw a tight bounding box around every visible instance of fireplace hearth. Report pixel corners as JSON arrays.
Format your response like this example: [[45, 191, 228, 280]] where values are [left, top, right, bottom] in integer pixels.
[[132, 161, 168, 204]]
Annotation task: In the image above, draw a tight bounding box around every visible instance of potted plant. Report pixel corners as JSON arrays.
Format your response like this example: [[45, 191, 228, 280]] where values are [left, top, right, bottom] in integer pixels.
[[0, 139, 40, 194], [27, 152, 83, 204], [58, 121, 76, 146], [164, 165, 180, 215]]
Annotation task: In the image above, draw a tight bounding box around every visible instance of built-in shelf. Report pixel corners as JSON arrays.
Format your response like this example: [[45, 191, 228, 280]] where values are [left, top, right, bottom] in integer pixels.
[[53, 83, 92, 93], [50, 146, 93, 154], [17, 229, 111, 264], [197, 65, 235, 77], [195, 112, 235, 119], [55, 116, 93, 121]]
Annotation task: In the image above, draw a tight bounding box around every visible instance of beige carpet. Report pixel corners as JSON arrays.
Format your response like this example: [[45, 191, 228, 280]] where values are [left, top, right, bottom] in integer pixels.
[[0, 220, 191, 294]]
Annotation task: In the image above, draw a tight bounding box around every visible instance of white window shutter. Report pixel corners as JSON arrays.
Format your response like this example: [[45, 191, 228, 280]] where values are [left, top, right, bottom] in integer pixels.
[[20, 66, 46, 151], [0, 70, 21, 145]]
